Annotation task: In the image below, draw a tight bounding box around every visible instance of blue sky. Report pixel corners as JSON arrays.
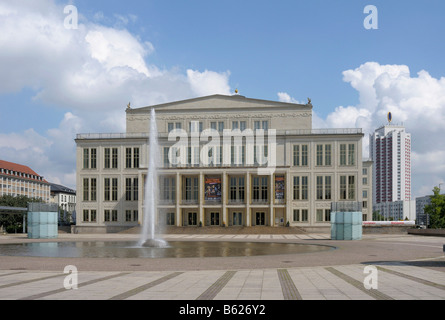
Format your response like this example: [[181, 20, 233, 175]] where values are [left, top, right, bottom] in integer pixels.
[[0, 0, 445, 196]]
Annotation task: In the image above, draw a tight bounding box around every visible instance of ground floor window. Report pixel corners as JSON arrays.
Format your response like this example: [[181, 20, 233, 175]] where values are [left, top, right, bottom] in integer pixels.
[[316, 209, 331, 222], [125, 210, 138, 222], [293, 209, 308, 222], [166, 212, 175, 225]]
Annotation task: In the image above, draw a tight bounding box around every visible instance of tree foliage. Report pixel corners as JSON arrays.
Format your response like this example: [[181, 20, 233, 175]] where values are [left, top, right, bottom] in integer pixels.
[[424, 186, 445, 229], [0, 195, 43, 233]]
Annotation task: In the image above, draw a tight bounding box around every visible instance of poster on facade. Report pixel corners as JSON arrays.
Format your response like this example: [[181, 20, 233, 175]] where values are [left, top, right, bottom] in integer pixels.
[[275, 175, 285, 200], [205, 177, 222, 202]]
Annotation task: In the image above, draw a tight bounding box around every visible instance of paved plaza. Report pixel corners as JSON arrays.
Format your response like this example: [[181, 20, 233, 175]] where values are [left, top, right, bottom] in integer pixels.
[[0, 233, 444, 301]]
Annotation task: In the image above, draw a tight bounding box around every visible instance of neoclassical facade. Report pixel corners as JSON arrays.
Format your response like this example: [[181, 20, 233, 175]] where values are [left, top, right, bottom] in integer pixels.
[[75, 94, 371, 233]]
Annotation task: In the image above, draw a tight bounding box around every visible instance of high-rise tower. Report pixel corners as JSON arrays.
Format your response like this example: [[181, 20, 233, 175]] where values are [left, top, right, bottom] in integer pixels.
[[369, 115, 414, 220]]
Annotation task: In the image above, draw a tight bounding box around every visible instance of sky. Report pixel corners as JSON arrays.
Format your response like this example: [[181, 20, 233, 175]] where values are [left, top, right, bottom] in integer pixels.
[[0, 0, 445, 198]]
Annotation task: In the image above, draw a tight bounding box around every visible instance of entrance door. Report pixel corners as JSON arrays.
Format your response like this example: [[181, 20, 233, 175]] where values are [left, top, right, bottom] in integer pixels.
[[188, 212, 197, 226], [210, 212, 220, 226], [256, 212, 266, 226], [232, 212, 243, 226]]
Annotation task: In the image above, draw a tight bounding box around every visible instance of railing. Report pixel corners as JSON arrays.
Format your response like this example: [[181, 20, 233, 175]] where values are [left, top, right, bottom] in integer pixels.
[[76, 128, 363, 140]]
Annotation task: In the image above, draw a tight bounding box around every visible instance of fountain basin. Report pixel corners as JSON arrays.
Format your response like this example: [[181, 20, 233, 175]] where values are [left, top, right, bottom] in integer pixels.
[[0, 241, 335, 259]]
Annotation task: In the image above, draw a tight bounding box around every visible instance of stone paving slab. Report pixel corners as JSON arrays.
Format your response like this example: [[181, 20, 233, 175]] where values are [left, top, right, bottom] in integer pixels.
[[0, 264, 444, 300], [0, 233, 444, 301]]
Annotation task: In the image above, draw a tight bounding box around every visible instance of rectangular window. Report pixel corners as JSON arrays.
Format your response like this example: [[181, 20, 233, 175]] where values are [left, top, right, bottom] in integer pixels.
[[83, 178, 89, 201], [112, 210, 118, 222], [83, 149, 89, 169], [104, 210, 110, 222], [293, 176, 308, 200], [301, 209, 308, 222], [302, 176, 308, 200], [168, 123, 174, 132], [161, 177, 176, 202], [316, 176, 323, 200], [126, 148, 132, 168], [133, 148, 140, 168], [316, 145, 323, 166], [104, 178, 110, 201], [293, 145, 309, 167], [316, 209, 323, 222], [252, 176, 268, 203], [348, 144, 355, 166], [340, 144, 355, 166], [348, 176, 355, 200], [104, 148, 111, 169], [184, 177, 199, 202], [126, 178, 132, 201], [340, 175, 356, 200], [126, 210, 132, 222], [91, 149, 97, 169], [325, 145, 331, 166], [91, 178, 97, 201], [301, 145, 308, 166], [293, 209, 300, 222], [133, 178, 138, 201], [229, 177, 245, 203], [167, 212, 175, 226], [293, 176, 300, 200], [340, 176, 347, 200], [83, 210, 89, 222], [164, 147, 170, 167], [91, 210, 97, 222], [293, 209, 309, 222], [112, 178, 118, 201], [293, 145, 299, 166], [325, 176, 332, 200], [218, 122, 224, 132], [112, 148, 118, 169], [340, 144, 347, 166]]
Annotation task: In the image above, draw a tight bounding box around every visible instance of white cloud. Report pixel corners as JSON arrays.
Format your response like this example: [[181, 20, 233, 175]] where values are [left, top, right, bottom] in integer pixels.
[[0, 0, 232, 189], [187, 69, 232, 97], [316, 62, 445, 197], [277, 92, 303, 104]]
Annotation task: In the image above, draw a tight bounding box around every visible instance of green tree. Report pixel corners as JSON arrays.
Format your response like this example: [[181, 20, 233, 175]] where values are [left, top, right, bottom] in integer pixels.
[[424, 186, 445, 229], [0, 195, 43, 233]]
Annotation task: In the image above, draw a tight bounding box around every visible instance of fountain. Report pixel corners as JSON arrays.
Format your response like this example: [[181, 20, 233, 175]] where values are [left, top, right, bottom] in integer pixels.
[[138, 108, 168, 248]]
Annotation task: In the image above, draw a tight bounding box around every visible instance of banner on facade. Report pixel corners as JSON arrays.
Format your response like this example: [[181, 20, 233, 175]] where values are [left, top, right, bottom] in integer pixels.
[[205, 177, 222, 201], [275, 175, 285, 200]]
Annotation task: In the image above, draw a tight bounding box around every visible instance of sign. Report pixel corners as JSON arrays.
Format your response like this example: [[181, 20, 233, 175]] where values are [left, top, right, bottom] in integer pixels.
[[275, 175, 285, 200], [205, 177, 221, 201]]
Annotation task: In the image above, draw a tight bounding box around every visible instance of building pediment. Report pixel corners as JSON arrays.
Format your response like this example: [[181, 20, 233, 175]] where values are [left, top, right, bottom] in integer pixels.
[[126, 94, 311, 115]]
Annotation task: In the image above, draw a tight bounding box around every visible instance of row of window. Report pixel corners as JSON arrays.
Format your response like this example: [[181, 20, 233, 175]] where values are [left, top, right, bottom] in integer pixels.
[[82, 142, 357, 170], [83, 209, 138, 223], [83, 148, 140, 170], [81, 209, 333, 224], [167, 120, 269, 133], [82, 175, 357, 203]]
